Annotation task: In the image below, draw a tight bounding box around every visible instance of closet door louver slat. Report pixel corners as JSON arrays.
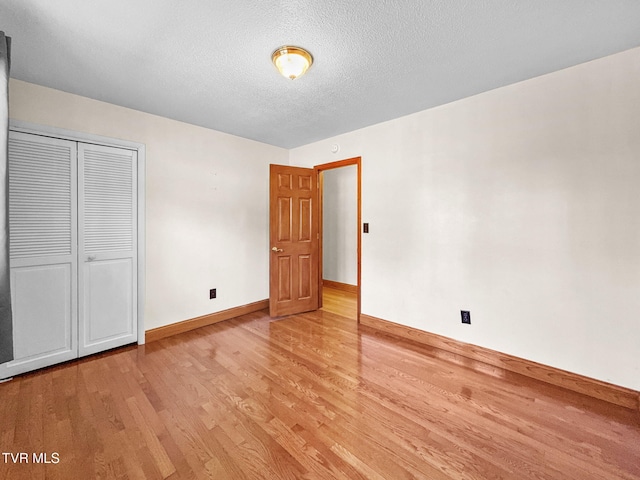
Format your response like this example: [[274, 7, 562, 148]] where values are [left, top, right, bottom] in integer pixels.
[[83, 149, 134, 254], [9, 138, 73, 259]]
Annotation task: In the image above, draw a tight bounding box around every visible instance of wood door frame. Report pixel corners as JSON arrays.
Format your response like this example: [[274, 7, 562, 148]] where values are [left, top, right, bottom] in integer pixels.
[[9, 119, 147, 344], [314, 157, 362, 321]]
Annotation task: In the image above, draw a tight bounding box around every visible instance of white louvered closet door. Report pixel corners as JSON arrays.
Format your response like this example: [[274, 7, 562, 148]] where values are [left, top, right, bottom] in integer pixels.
[[0, 132, 78, 378], [78, 143, 137, 356]]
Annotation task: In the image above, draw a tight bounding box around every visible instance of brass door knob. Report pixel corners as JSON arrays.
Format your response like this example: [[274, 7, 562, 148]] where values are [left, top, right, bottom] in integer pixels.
[[271, 247, 283, 252]]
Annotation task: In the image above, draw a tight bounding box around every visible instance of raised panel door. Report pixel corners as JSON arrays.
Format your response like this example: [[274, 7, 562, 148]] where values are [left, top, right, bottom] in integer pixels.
[[269, 164, 319, 316]]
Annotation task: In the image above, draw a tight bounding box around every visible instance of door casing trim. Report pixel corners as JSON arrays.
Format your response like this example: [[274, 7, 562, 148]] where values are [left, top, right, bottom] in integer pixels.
[[314, 157, 362, 321]]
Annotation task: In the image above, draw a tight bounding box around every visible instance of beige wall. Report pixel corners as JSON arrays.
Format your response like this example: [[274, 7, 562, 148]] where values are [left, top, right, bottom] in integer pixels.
[[290, 47, 640, 390], [9, 79, 288, 331]]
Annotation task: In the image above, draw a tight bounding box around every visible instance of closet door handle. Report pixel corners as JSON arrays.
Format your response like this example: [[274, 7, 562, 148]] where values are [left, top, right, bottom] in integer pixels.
[[87, 255, 96, 262]]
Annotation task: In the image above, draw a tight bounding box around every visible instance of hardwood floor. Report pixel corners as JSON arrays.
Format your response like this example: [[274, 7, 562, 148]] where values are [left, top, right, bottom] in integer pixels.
[[1, 293, 639, 479], [320, 286, 357, 320]]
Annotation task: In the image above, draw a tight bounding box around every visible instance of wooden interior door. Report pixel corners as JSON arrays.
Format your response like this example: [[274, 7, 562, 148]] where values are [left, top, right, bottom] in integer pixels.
[[269, 164, 319, 317]]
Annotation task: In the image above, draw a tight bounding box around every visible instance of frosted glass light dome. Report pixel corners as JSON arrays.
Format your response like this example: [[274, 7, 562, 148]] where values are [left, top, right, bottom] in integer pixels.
[[271, 46, 313, 80]]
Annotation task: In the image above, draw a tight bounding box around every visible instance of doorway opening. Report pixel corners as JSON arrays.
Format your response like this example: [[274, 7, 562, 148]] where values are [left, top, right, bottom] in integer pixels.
[[315, 157, 361, 321]]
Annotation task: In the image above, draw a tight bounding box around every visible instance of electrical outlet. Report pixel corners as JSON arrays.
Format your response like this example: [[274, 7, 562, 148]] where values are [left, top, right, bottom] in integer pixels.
[[461, 310, 471, 324], [210, 288, 216, 299]]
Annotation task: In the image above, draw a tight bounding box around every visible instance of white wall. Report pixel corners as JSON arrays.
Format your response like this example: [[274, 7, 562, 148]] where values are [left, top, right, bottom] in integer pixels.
[[290, 47, 640, 391], [323, 166, 357, 285], [9, 79, 288, 331]]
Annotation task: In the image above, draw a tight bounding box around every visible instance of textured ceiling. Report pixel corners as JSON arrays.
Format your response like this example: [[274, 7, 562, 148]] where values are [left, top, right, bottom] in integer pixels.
[[2, 1, 640, 148]]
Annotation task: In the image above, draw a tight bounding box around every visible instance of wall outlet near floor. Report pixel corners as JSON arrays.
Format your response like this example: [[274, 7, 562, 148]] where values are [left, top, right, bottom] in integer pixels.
[[461, 310, 471, 324], [210, 288, 216, 299]]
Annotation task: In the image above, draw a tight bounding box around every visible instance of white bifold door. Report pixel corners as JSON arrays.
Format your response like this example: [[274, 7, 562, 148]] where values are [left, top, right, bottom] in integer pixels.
[[78, 143, 137, 357], [0, 131, 138, 378]]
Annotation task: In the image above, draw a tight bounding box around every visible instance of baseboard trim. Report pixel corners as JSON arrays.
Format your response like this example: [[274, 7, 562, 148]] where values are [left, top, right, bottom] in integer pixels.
[[322, 280, 358, 294], [360, 314, 640, 411], [146, 299, 269, 343]]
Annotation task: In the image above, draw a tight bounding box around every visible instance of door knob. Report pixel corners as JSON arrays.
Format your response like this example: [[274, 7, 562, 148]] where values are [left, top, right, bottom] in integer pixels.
[[87, 255, 96, 262], [271, 247, 283, 252]]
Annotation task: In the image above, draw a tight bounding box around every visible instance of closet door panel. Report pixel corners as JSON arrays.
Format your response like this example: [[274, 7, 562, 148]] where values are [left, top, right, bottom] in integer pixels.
[[78, 143, 137, 356], [11, 263, 73, 361], [0, 132, 78, 378], [83, 258, 134, 344]]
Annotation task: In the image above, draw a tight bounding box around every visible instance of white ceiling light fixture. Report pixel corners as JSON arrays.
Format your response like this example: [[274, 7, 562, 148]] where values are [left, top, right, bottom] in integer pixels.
[[271, 46, 313, 80]]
